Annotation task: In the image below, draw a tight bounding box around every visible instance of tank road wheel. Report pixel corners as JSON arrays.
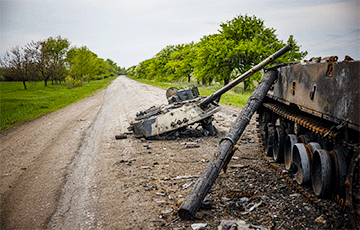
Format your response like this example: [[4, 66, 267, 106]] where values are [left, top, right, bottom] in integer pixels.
[[345, 152, 360, 228], [266, 124, 275, 156], [307, 142, 321, 156], [284, 134, 298, 171], [311, 149, 332, 197], [273, 126, 285, 162], [329, 150, 347, 196], [292, 143, 311, 185], [259, 111, 271, 151]]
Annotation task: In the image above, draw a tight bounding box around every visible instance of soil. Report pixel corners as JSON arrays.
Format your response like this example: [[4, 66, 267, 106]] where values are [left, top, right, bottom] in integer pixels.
[[0, 76, 352, 229]]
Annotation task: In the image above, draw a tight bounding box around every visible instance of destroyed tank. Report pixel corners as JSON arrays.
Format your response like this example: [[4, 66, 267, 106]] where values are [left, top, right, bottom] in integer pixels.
[[256, 56, 359, 227], [128, 85, 221, 138], [128, 45, 293, 139]]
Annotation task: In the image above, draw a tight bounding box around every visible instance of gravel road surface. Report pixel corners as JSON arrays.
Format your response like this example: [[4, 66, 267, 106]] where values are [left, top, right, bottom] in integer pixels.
[[0, 76, 351, 229]]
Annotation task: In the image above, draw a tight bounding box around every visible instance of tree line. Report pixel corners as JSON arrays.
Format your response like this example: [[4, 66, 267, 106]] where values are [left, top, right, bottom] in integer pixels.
[[127, 15, 308, 91], [0, 36, 126, 89]]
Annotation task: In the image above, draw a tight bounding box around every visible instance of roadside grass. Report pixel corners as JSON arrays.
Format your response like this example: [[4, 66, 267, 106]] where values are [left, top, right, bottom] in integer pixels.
[[0, 77, 116, 130], [132, 78, 253, 107]]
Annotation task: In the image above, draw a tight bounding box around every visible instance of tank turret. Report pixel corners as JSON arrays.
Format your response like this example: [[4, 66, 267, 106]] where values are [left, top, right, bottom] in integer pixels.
[[128, 44, 292, 138]]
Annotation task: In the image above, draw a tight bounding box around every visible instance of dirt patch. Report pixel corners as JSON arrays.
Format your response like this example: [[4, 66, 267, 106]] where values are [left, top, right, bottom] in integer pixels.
[[0, 76, 351, 229]]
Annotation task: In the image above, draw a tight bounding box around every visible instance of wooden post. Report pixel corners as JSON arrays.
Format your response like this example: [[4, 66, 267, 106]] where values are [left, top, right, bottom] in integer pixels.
[[178, 69, 278, 219]]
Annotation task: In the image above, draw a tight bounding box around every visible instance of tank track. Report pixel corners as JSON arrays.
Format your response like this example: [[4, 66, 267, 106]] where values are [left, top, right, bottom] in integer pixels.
[[262, 103, 359, 153], [256, 102, 359, 228]]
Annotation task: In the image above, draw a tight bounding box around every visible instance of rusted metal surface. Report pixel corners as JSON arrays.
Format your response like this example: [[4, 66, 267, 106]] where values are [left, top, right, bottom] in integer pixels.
[[267, 59, 360, 131], [263, 103, 341, 144], [273, 126, 285, 162], [284, 134, 298, 171], [312, 149, 332, 197], [258, 101, 359, 228], [259, 135, 349, 226], [324, 56, 338, 77], [346, 153, 360, 228], [293, 143, 311, 185]]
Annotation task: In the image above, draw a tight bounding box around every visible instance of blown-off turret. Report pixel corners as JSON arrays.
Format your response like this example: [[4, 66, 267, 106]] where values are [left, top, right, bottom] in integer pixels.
[[128, 44, 292, 138]]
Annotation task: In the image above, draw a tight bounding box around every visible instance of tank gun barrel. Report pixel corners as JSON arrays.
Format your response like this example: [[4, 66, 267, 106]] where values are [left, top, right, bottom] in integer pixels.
[[199, 44, 293, 108]]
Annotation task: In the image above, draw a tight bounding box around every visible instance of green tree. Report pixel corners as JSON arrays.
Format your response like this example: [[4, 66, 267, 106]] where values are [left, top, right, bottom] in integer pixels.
[[43, 36, 70, 85], [194, 15, 307, 90], [0, 45, 37, 89], [118, 66, 127, 75], [1, 36, 122, 88], [66, 46, 98, 81], [95, 58, 109, 77], [126, 65, 136, 76], [133, 45, 177, 81], [35, 36, 70, 86], [135, 58, 155, 79], [278, 35, 308, 63], [129, 14, 307, 88], [193, 34, 234, 85], [165, 42, 196, 82], [152, 45, 176, 81], [106, 59, 119, 76]]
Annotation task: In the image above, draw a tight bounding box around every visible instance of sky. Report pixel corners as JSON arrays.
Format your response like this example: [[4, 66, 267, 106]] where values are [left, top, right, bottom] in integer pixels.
[[1, 0, 359, 68]]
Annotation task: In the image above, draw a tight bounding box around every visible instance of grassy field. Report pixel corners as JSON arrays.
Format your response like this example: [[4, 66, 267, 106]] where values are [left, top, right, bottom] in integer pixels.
[[0, 77, 115, 130], [132, 78, 253, 107]]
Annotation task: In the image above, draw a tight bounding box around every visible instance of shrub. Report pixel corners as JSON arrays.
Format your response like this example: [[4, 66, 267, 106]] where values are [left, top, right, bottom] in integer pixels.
[[65, 76, 84, 88]]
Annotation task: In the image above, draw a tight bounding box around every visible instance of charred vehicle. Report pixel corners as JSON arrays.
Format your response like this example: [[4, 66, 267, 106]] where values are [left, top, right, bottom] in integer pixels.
[[128, 85, 220, 138], [128, 45, 292, 138], [257, 56, 359, 227]]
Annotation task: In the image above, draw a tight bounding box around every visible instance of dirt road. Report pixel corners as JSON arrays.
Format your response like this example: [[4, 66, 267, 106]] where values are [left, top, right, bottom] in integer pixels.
[[0, 76, 350, 229], [0, 76, 168, 229]]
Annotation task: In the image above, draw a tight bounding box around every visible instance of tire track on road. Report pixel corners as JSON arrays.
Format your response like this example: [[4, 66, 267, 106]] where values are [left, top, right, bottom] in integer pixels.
[[48, 76, 167, 229]]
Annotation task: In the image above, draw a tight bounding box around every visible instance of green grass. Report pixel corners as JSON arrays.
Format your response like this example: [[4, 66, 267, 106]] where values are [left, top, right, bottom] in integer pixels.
[[0, 77, 116, 130], [132, 78, 252, 107]]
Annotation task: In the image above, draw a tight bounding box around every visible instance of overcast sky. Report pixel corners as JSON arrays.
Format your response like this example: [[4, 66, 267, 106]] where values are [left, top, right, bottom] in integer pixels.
[[1, 0, 359, 68]]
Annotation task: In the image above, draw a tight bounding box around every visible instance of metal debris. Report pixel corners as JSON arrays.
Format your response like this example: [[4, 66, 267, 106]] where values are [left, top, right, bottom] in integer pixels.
[[115, 134, 127, 139], [217, 220, 251, 230], [230, 164, 249, 169], [181, 142, 200, 148], [241, 201, 262, 215], [191, 223, 208, 230], [172, 175, 199, 180], [315, 215, 327, 224]]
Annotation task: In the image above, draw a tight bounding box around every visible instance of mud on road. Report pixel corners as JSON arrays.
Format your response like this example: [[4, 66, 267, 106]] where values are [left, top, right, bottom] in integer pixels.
[[0, 76, 352, 229]]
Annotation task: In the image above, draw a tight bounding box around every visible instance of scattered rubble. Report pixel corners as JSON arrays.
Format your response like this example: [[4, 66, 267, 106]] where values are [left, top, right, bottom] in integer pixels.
[[315, 214, 327, 224], [115, 134, 127, 139], [181, 142, 200, 148], [217, 220, 252, 230], [191, 223, 208, 230], [126, 109, 352, 229], [110, 104, 351, 228]]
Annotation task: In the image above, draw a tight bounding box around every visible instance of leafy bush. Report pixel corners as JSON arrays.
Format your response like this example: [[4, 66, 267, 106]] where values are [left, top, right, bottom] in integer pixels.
[[65, 76, 84, 88]]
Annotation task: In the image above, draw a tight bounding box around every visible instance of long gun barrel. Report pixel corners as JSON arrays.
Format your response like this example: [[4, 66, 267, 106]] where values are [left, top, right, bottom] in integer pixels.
[[199, 44, 293, 108]]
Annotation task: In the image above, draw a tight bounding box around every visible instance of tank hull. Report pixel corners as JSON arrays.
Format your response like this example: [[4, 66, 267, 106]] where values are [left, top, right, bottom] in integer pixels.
[[131, 97, 220, 138], [258, 58, 360, 228], [267, 61, 360, 131]]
